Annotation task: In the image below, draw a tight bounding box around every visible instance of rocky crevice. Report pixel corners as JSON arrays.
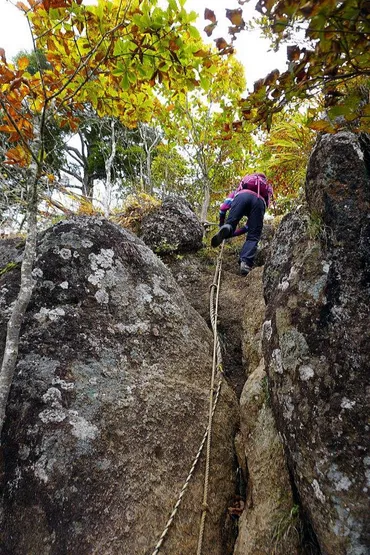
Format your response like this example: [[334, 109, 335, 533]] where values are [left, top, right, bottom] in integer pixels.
[[167, 249, 303, 555]]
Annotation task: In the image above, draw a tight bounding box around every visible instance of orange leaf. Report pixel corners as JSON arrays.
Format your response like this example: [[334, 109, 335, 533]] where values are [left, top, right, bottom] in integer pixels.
[[232, 121, 243, 131], [0, 47, 6, 63], [43, 0, 71, 11], [5, 145, 29, 166], [0, 125, 14, 133], [169, 39, 179, 51], [9, 77, 24, 91], [287, 45, 301, 62], [194, 49, 209, 58], [17, 56, 29, 71], [253, 78, 264, 92], [221, 46, 235, 55], [226, 8, 244, 27], [263, 69, 279, 86], [16, 1, 29, 11]]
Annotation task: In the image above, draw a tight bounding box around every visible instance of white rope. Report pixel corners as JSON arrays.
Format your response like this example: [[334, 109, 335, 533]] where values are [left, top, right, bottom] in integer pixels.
[[197, 242, 224, 555]]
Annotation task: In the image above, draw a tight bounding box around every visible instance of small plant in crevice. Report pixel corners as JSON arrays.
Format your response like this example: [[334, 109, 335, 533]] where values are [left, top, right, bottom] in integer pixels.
[[307, 211, 332, 247], [271, 504, 301, 554], [111, 192, 161, 234], [0, 261, 20, 276], [307, 211, 324, 240]]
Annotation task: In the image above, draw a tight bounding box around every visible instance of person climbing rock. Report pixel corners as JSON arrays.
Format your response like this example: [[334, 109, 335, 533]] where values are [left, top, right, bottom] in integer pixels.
[[211, 173, 273, 276]]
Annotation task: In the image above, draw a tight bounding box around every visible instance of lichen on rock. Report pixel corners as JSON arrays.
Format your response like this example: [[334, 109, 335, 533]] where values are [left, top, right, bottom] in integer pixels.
[[140, 196, 204, 254], [263, 132, 370, 554], [0, 216, 238, 555]]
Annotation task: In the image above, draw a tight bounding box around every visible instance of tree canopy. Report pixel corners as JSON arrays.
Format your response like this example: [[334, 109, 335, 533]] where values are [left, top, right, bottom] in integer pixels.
[[0, 0, 217, 167], [1, 0, 369, 221], [205, 0, 370, 131]]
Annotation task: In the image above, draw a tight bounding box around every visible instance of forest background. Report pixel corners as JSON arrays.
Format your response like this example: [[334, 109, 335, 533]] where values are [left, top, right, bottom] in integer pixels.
[[3, 0, 368, 234]]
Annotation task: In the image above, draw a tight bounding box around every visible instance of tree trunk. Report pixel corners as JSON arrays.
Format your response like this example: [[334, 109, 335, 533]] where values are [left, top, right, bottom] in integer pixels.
[[139, 159, 144, 192], [162, 164, 168, 199], [200, 179, 211, 223], [103, 119, 117, 218], [82, 173, 94, 200], [146, 151, 152, 195], [0, 169, 39, 438], [138, 123, 162, 196]]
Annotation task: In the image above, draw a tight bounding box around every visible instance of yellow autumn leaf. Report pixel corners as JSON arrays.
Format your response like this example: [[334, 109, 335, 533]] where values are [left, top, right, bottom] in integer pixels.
[[17, 56, 29, 71], [308, 119, 334, 132]]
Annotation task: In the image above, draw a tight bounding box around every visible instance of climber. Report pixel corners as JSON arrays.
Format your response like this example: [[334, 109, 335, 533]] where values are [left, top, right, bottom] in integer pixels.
[[211, 173, 273, 276]]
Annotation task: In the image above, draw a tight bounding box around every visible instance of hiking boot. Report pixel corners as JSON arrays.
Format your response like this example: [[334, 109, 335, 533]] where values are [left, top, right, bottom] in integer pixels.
[[240, 261, 252, 276], [211, 224, 232, 248]]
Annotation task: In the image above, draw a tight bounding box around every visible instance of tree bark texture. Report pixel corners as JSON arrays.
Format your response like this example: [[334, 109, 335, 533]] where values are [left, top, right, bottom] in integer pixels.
[[0, 169, 38, 438]]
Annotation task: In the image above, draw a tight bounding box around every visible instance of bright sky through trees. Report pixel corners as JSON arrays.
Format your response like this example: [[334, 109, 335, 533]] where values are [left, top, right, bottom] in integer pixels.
[[185, 0, 287, 88]]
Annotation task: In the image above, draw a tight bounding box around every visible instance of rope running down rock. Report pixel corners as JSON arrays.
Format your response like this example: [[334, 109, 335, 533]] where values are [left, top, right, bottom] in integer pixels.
[[196, 241, 224, 555], [151, 242, 225, 555]]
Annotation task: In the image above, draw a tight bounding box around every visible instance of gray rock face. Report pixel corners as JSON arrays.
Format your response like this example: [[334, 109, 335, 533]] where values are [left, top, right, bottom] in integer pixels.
[[0, 237, 22, 270], [0, 217, 238, 555], [263, 132, 370, 554], [234, 363, 300, 555], [140, 196, 204, 253], [234, 269, 299, 555], [242, 266, 265, 375]]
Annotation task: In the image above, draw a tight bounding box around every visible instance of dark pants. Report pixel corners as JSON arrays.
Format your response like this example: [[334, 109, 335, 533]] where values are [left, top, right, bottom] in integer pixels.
[[226, 192, 265, 267]]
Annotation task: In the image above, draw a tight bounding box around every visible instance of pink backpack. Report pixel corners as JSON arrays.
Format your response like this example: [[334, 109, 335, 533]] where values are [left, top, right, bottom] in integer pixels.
[[238, 173, 273, 207]]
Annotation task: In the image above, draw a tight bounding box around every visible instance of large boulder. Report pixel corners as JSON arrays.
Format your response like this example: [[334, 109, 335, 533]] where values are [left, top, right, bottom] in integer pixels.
[[140, 196, 204, 254], [0, 217, 239, 555], [263, 132, 370, 554]]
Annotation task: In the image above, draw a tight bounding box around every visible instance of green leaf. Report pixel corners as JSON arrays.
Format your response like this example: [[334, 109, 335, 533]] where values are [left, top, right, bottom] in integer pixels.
[[113, 40, 127, 57], [327, 105, 350, 118], [168, 0, 178, 11], [120, 73, 130, 91], [112, 62, 125, 77], [199, 73, 210, 92], [188, 25, 200, 39]]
